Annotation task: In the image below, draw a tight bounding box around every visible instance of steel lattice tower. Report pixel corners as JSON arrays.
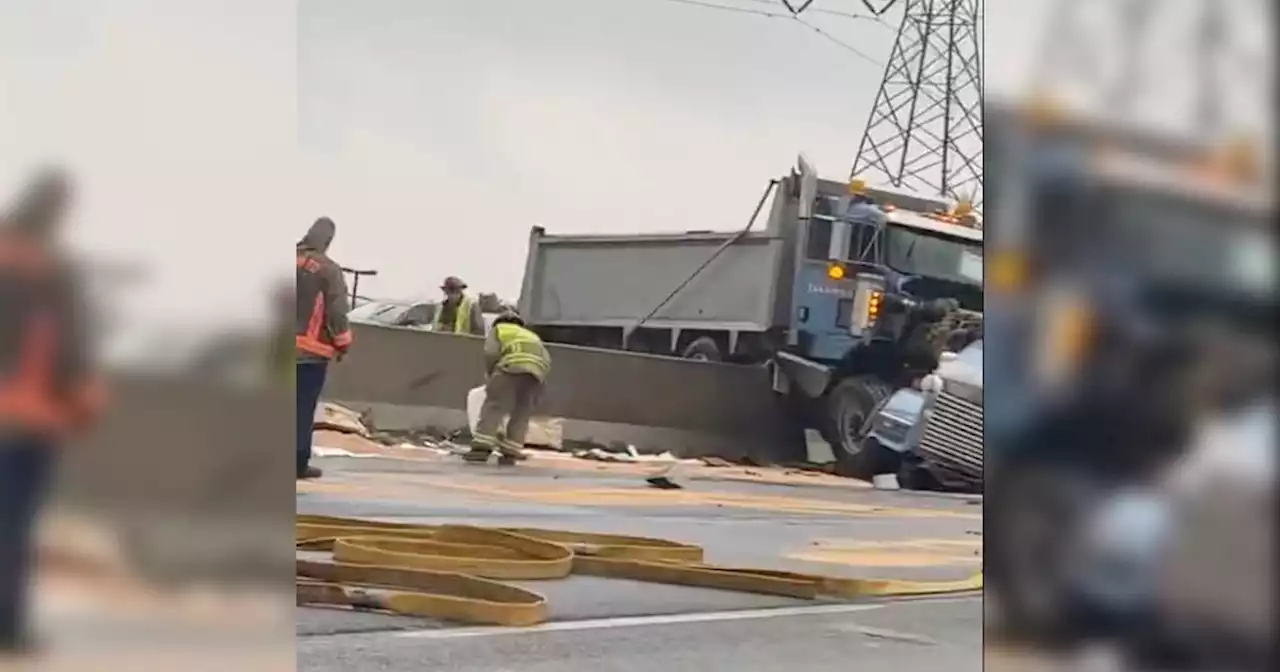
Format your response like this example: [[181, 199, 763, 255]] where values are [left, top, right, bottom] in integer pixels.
[[1031, 0, 1271, 143], [850, 0, 983, 209]]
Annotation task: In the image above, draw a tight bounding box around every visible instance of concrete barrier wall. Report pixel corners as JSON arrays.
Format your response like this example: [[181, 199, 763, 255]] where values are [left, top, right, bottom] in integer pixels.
[[55, 375, 295, 582], [323, 324, 802, 460], [59, 374, 294, 515]]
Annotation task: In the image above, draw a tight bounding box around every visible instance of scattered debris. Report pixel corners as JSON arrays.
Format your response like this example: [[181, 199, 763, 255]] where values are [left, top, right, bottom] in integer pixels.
[[313, 402, 371, 437], [646, 475, 683, 490], [573, 448, 682, 464], [872, 473, 901, 491]]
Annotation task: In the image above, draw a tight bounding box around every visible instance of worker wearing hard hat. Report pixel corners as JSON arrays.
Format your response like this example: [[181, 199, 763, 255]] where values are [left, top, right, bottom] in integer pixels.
[[464, 310, 552, 465], [433, 276, 486, 335]]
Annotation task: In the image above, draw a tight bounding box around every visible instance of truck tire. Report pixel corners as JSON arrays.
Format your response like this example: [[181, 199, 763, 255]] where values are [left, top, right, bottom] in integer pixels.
[[822, 376, 892, 481], [680, 337, 723, 362]]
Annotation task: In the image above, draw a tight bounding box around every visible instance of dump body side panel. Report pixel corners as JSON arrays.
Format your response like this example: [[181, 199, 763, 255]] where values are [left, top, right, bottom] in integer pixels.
[[518, 228, 785, 331]]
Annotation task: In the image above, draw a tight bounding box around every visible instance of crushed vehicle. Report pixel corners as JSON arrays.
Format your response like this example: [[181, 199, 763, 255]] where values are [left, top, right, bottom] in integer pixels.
[[518, 156, 982, 476], [865, 338, 983, 492]]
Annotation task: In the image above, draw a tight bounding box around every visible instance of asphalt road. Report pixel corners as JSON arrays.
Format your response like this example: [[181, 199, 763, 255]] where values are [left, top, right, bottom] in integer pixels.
[[295, 454, 984, 670], [298, 596, 983, 672]]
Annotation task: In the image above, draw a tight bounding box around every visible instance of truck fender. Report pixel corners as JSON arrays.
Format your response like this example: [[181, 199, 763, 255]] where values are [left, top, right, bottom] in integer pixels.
[[773, 351, 832, 399]]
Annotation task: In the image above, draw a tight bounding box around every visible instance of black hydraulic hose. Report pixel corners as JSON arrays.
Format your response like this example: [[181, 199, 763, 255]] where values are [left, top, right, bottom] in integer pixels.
[[626, 179, 780, 343]]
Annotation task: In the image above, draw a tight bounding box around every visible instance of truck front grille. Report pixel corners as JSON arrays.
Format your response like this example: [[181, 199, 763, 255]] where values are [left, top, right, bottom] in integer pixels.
[[917, 391, 984, 482]]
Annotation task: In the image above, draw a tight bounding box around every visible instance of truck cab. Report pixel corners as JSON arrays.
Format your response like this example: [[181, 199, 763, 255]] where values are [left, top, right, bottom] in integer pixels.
[[773, 157, 985, 477], [787, 157, 983, 365]]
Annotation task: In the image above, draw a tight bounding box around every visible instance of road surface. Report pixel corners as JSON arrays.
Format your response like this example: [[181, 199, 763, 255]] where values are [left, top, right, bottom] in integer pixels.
[[296, 452, 985, 671]]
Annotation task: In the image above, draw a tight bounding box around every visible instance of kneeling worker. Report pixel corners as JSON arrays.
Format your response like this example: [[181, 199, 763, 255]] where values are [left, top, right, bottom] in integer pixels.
[[466, 311, 551, 464]]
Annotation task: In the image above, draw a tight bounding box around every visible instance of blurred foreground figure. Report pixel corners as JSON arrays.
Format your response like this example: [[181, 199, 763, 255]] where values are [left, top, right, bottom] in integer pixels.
[[295, 217, 352, 480], [0, 170, 103, 656], [983, 101, 1275, 669]]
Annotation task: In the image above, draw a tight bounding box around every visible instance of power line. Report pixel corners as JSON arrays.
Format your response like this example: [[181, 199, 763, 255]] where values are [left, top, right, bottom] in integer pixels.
[[789, 13, 883, 65], [655, 0, 886, 65], [738, 0, 895, 26], [658, 0, 793, 19]]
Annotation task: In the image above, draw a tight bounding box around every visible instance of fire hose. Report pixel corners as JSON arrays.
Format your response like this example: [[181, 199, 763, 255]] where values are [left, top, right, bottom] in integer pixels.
[[296, 514, 983, 627]]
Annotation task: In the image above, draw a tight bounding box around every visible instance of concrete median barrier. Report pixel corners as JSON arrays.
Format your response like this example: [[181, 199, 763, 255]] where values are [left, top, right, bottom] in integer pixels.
[[55, 374, 295, 582], [322, 324, 803, 462]]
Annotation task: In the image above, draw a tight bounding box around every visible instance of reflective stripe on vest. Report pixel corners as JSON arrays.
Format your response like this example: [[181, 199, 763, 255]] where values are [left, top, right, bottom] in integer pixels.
[[433, 295, 474, 333], [296, 292, 336, 357], [495, 323, 549, 376]]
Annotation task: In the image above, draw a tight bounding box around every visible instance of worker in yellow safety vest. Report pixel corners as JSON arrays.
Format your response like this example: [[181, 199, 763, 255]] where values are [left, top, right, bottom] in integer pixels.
[[432, 275, 485, 335], [464, 310, 552, 465]]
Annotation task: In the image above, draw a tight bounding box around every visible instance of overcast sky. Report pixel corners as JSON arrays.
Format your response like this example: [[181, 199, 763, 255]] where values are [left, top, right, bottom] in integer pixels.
[[2, 0, 1267, 324]]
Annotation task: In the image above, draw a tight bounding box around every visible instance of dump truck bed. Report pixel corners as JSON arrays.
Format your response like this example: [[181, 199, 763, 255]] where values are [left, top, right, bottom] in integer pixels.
[[517, 226, 791, 332]]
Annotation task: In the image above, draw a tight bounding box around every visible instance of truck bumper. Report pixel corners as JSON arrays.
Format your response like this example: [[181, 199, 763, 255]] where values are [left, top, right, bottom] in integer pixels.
[[772, 352, 832, 398]]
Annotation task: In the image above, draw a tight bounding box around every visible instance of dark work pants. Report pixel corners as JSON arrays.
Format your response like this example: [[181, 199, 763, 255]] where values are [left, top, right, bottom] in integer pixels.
[[296, 361, 329, 476], [473, 371, 544, 452], [0, 437, 56, 644]]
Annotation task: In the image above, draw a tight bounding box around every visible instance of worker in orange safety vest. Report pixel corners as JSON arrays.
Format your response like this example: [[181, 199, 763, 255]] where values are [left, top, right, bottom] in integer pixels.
[[0, 170, 104, 657]]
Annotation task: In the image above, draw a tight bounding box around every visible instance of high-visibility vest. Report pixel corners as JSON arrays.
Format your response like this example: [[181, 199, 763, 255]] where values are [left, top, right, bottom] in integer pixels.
[[494, 323, 551, 381], [433, 294, 474, 333]]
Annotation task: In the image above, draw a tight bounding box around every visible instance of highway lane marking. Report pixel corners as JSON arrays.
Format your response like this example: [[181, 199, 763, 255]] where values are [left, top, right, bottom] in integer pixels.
[[299, 473, 980, 519], [388, 595, 980, 641], [394, 603, 885, 639], [789, 538, 983, 568]]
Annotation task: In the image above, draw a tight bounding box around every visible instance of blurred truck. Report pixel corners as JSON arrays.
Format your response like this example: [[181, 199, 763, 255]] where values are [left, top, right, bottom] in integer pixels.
[[982, 98, 1274, 664], [517, 157, 983, 476]]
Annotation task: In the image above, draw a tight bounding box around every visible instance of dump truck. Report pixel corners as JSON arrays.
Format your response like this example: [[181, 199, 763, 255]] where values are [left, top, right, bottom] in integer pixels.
[[517, 156, 983, 475]]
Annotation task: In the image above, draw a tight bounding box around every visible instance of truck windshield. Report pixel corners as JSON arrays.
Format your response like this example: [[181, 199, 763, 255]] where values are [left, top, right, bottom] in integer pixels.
[[1098, 186, 1273, 296], [884, 226, 984, 285]]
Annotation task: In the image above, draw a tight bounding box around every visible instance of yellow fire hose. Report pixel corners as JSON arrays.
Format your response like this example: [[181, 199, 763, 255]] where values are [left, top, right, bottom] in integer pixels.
[[296, 514, 982, 627]]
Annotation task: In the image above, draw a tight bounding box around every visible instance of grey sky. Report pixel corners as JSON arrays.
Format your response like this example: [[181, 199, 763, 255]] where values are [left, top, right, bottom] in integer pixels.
[[299, 0, 1265, 300], [297, 0, 1021, 301], [2, 0, 298, 331], [4, 0, 1265, 320]]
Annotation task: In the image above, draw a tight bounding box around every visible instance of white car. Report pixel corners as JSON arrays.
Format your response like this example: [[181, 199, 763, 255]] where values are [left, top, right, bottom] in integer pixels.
[[348, 300, 436, 329], [350, 299, 501, 335]]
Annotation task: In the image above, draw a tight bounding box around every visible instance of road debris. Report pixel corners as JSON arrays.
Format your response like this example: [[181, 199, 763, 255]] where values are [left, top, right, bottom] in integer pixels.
[[313, 402, 371, 436]]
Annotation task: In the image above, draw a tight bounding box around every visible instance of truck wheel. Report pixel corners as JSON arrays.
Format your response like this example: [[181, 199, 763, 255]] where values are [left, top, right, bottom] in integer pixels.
[[822, 376, 892, 480], [680, 337, 723, 362]]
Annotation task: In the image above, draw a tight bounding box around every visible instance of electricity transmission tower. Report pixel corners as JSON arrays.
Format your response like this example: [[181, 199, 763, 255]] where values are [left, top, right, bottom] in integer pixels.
[[1031, 0, 1271, 142], [849, 0, 983, 209]]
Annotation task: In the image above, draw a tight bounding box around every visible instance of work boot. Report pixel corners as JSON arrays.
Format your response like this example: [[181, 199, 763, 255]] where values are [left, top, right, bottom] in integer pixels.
[[297, 465, 323, 480], [462, 447, 492, 463], [496, 443, 529, 463]]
